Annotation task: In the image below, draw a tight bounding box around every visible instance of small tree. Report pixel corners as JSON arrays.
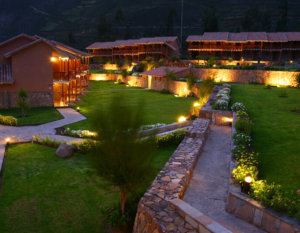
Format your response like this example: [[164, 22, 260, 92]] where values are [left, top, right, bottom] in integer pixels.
[[198, 77, 215, 106], [186, 74, 197, 93], [165, 68, 176, 90], [296, 74, 300, 88], [88, 95, 156, 215], [120, 69, 128, 82], [17, 89, 30, 118]]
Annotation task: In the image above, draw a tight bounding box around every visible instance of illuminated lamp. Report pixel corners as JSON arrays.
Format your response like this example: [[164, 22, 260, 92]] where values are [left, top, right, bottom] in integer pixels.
[[241, 173, 253, 194], [245, 173, 253, 184], [76, 107, 80, 112], [5, 138, 10, 144], [50, 57, 58, 62], [178, 116, 187, 123], [193, 102, 200, 107]]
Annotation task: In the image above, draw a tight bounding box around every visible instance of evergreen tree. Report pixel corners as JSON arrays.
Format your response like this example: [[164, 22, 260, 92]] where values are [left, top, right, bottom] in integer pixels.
[[276, 0, 288, 31]]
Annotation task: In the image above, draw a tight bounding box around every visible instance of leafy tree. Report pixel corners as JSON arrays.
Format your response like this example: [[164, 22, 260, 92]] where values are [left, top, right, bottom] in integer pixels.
[[203, 6, 219, 32], [17, 89, 30, 118], [186, 74, 197, 92], [276, 0, 288, 31], [88, 95, 156, 215], [166, 8, 176, 36]]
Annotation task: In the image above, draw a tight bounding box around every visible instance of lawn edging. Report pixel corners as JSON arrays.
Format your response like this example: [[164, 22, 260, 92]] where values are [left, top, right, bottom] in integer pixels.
[[133, 118, 233, 232], [226, 112, 300, 233]]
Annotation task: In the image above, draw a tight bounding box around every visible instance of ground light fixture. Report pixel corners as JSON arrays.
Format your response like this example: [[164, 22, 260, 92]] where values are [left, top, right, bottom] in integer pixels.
[[5, 138, 10, 144], [193, 102, 200, 107], [241, 173, 252, 194], [178, 116, 187, 123], [76, 106, 80, 112]]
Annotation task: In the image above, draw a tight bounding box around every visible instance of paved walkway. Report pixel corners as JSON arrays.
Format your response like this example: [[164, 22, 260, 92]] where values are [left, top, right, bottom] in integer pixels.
[[0, 108, 86, 172], [183, 125, 265, 233]]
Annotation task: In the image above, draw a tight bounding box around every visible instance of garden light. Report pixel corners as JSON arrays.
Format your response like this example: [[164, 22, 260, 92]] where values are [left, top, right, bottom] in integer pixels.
[[76, 107, 80, 111], [245, 173, 252, 183], [174, 95, 179, 98], [5, 138, 10, 144], [178, 116, 187, 123], [193, 102, 200, 107], [224, 117, 233, 123]]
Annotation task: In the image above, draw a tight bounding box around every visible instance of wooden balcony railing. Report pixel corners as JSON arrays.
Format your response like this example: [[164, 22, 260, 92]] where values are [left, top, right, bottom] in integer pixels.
[[0, 63, 13, 84]]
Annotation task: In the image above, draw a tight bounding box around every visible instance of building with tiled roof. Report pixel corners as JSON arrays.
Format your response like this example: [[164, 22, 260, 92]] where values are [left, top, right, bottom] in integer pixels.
[[87, 36, 180, 62], [186, 32, 300, 61], [0, 34, 90, 108]]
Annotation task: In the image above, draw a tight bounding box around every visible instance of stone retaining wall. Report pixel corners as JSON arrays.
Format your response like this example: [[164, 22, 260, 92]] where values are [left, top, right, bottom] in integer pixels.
[[191, 68, 299, 87], [134, 119, 215, 232], [227, 113, 300, 233]]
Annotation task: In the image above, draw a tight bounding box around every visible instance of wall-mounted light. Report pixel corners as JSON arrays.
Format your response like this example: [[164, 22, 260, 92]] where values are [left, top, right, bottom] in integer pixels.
[[50, 57, 58, 62], [193, 102, 200, 107]]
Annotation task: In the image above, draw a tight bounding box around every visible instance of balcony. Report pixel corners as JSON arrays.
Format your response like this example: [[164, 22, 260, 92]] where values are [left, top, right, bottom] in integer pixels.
[[0, 63, 13, 84]]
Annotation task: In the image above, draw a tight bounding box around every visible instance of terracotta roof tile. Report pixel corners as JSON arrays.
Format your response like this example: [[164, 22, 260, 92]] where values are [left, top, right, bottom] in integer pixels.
[[186, 32, 300, 42], [86, 36, 179, 49]]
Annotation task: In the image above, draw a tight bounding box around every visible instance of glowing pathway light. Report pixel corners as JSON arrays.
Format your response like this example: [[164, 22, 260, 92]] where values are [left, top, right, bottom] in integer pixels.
[[5, 138, 10, 144], [245, 173, 253, 184], [178, 116, 187, 123], [76, 106, 80, 112], [193, 102, 200, 107]]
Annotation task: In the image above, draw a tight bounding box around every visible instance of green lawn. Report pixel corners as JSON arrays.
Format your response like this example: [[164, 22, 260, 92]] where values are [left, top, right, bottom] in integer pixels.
[[0, 143, 176, 233], [0, 107, 63, 126], [67, 81, 196, 130], [231, 84, 300, 191]]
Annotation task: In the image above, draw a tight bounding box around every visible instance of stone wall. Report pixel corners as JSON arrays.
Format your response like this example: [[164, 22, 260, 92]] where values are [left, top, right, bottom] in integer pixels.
[[133, 119, 212, 232], [0, 91, 53, 109], [191, 68, 299, 87]]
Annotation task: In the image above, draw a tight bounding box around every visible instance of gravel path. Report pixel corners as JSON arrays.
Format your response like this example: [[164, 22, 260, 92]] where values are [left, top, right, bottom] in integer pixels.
[[183, 125, 265, 233]]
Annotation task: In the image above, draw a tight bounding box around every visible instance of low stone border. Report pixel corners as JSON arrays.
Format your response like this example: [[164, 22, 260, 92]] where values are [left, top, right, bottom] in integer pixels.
[[133, 118, 232, 232], [227, 113, 300, 233], [169, 199, 232, 233]]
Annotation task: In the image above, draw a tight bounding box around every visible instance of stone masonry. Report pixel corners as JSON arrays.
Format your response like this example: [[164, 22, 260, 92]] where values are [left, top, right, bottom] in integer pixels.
[[133, 119, 211, 232]]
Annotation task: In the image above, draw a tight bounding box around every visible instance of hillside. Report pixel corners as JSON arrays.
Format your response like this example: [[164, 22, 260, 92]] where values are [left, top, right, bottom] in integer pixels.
[[1, 0, 300, 49]]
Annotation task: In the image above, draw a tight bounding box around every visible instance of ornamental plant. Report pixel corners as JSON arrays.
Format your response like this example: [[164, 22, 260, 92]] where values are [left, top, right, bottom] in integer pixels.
[[88, 95, 156, 216], [17, 88, 30, 118], [233, 133, 252, 148], [235, 119, 253, 135], [0, 114, 17, 126], [296, 74, 300, 88], [236, 110, 249, 120], [186, 74, 197, 92], [231, 102, 246, 112]]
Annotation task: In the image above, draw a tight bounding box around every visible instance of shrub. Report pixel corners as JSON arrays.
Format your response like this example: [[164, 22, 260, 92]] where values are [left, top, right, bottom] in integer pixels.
[[232, 145, 248, 160], [235, 119, 253, 135], [296, 74, 300, 88], [17, 88, 30, 118], [236, 110, 249, 120], [231, 102, 246, 112], [33, 135, 63, 148], [156, 129, 187, 148], [214, 99, 229, 110], [186, 74, 197, 91], [160, 89, 171, 94], [0, 114, 17, 126], [198, 77, 214, 105], [232, 151, 259, 183], [278, 89, 288, 98], [233, 133, 251, 148]]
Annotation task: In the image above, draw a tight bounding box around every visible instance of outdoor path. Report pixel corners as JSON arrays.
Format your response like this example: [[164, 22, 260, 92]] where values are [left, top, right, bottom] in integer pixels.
[[0, 108, 86, 173], [183, 125, 265, 233]]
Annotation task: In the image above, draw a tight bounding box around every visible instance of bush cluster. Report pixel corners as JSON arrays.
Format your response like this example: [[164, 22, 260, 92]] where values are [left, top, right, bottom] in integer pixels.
[[0, 114, 17, 126], [156, 129, 187, 148], [213, 84, 231, 110], [232, 104, 300, 218]]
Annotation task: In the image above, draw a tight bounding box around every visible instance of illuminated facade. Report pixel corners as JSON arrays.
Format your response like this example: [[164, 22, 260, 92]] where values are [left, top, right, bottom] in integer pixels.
[[0, 34, 90, 108], [187, 32, 300, 62], [87, 37, 180, 62]]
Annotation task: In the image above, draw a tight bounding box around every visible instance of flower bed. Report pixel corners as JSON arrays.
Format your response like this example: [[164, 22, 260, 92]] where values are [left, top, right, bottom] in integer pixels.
[[0, 114, 17, 126], [212, 84, 231, 110], [228, 102, 300, 231]]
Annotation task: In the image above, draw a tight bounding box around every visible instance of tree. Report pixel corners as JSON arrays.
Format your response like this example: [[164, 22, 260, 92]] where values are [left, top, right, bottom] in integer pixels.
[[87, 95, 156, 215], [115, 8, 125, 25], [17, 88, 30, 118], [120, 69, 128, 82], [166, 8, 176, 36], [203, 6, 219, 32], [98, 15, 113, 41], [186, 73, 197, 92], [276, 0, 288, 31]]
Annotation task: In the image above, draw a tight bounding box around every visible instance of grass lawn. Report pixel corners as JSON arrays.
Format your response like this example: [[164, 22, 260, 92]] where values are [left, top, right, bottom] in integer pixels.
[[0, 143, 177, 233], [0, 107, 63, 126], [231, 84, 300, 191], [67, 81, 196, 130]]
